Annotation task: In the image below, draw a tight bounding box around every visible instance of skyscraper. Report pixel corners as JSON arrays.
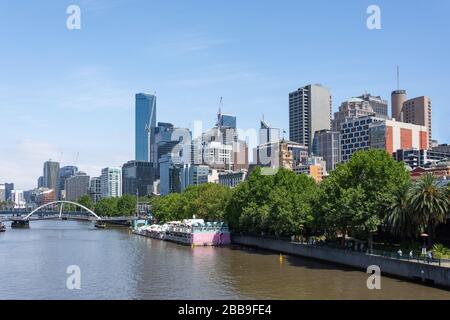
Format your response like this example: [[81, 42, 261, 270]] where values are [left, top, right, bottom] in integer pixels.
[[289, 84, 332, 152], [65, 172, 90, 201], [43, 161, 60, 200], [402, 96, 432, 148], [135, 93, 157, 162], [37, 176, 44, 188], [312, 129, 341, 171], [88, 177, 102, 203], [122, 160, 155, 197], [259, 120, 280, 145], [4, 183, 14, 201], [101, 167, 122, 198], [59, 165, 78, 200]]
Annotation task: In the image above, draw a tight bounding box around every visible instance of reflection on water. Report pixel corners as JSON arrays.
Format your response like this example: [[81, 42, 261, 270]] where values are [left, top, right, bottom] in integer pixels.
[[0, 220, 449, 300]]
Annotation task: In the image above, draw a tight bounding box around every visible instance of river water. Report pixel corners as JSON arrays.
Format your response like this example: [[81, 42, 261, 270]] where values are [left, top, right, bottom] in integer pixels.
[[0, 220, 449, 300]]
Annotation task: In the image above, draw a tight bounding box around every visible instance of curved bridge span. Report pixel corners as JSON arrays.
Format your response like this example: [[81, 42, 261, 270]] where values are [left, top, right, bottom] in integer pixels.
[[23, 200, 101, 220]]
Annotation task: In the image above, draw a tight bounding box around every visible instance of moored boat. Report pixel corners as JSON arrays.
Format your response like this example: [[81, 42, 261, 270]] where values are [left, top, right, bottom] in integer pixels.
[[0, 222, 6, 232], [94, 222, 106, 229], [133, 219, 230, 246]]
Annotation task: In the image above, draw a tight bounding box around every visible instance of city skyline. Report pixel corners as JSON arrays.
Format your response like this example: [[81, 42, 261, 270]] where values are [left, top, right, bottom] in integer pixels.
[[1, 0, 450, 189]]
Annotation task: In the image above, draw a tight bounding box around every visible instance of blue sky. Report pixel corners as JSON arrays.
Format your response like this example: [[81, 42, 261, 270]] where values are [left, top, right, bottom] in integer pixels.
[[1, 0, 449, 189]]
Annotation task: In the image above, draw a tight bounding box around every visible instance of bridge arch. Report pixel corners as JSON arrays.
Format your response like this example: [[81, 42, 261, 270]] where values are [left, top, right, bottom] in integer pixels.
[[24, 201, 101, 220]]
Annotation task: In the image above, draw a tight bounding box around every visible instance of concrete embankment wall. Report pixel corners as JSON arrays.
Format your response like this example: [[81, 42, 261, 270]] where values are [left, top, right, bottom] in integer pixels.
[[232, 235, 450, 289]]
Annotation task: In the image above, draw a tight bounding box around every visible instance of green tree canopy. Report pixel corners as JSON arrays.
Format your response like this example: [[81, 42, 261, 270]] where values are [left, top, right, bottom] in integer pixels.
[[315, 149, 410, 242], [225, 167, 318, 237], [117, 194, 137, 216], [94, 197, 119, 217], [77, 195, 94, 211], [409, 174, 449, 244]]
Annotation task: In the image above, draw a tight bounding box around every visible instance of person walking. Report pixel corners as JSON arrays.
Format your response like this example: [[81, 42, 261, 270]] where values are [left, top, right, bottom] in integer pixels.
[[427, 251, 433, 264]]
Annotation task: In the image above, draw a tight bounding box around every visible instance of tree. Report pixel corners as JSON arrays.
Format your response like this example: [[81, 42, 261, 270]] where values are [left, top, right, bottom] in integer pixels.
[[315, 149, 410, 244], [225, 167, 318, 237], [94, 198, 119, 217], [386, 182, 416, 240], [117, 194, 137, 216], [408, 174, 449, 245], [77, 195, 94, 211]]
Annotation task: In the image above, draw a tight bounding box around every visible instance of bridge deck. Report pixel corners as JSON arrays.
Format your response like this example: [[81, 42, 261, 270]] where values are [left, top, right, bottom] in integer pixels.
[[0, 214, 147, 222]]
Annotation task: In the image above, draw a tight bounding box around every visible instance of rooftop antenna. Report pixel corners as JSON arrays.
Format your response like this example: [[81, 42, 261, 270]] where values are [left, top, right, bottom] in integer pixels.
[[397, 65, 400, 90], [217, 97, 223, 128], [74, 152, 79, 167]]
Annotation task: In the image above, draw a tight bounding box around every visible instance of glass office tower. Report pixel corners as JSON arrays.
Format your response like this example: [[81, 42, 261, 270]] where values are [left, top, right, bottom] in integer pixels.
[[135, 93, 157, 162]]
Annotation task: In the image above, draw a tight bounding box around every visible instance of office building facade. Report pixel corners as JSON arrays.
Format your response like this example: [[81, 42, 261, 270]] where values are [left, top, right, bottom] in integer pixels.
[[89, 177, 102, 203], [218, 170, 248, 188], [312, 129, 341, 171], [5, 183, 14, 201], [340, 116, 428, 162], [59, 166, 78, 200], [65, 172, 90, 201], [11, 190, 25, 209], [180, 164, 209, 192], [0, 184, 5, 202], [122, 160, 155, 197], [357, 93, 388, 117], [289, 84, 332, 152], [402, 96, 432, 148], [135, 93, 157, 162], [43, 161, 60, 200], [393, 148, 450, 169]]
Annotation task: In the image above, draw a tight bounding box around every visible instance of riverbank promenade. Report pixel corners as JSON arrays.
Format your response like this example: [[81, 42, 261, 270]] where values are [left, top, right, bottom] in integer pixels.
[[232, 235, 450, 288]]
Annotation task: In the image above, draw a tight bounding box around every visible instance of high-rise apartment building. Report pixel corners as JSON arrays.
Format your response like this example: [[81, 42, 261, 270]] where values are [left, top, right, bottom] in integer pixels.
[[43, 161, 60, 200], [289, 84, 332, 152], [101, 167, 122, 198], [88, 177, 102, 203], [402, 96, 432, 148], [65, 172, 90, 201], [135, 93, 157, 162]]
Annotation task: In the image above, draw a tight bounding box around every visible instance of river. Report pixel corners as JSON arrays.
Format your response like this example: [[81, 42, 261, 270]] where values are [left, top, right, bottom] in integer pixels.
[[1, 220, 449, 300]]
